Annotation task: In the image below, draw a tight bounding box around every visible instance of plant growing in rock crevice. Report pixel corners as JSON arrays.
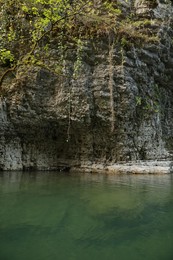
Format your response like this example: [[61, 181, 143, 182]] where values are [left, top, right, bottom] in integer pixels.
[[108, 38, 116, 132], [0, 0, 162, 89], [0, 0, 123, 87]]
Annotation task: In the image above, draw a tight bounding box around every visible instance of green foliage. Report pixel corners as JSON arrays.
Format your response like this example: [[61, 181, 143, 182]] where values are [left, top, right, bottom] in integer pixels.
[[135, 86, 160, 115], [73, 39, 84, 79], [135, 96, 142, 106], [0, 0, 160, 85], [0, 0, 122, 80], [0, 49, 14, 65]]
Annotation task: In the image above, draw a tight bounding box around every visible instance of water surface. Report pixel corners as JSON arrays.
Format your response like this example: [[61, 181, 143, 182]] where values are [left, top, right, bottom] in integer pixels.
[[0, 172, 173, 260]]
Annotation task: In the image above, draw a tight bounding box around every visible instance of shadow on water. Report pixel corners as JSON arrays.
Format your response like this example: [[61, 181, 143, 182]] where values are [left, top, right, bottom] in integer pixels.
[[0, 171, 173, 260]]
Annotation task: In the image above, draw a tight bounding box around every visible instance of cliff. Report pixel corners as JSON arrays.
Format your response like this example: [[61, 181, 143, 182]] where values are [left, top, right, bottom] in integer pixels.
[[0, 0, 173, 172]]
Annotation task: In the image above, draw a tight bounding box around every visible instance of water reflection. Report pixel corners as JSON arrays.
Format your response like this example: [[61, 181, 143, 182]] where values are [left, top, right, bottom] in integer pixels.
[[0, 172, 173, 260]]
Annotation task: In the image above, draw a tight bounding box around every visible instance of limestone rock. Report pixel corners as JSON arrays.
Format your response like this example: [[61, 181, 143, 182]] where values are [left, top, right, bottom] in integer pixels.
[[0, 2, 173, 172]]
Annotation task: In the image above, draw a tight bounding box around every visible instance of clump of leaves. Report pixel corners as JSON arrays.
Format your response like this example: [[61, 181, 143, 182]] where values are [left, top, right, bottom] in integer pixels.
[[0, 0, 123, 84], [0, 0, 162, 86], [0, 49, 14, 67]]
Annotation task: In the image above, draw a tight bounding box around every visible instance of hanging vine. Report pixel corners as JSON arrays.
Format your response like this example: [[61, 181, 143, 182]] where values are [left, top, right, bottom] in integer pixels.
[[108, 36, 115, 133], [0, 0, 123, 87]]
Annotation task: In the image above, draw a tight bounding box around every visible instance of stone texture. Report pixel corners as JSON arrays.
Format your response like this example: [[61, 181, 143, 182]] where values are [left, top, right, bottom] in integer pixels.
[[0, 0, 173, 172]]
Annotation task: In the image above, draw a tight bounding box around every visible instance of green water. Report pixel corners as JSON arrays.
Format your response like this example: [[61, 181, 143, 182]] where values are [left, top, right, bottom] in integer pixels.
[[0, 172, 173, 260]]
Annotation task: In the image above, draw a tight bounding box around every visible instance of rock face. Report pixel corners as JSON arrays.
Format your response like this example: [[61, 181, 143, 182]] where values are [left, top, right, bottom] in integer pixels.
[[0, 0, 173, 171]]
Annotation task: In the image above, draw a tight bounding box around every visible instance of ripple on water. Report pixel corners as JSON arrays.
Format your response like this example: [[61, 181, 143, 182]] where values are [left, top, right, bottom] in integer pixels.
[[0, 172, 173, 260]]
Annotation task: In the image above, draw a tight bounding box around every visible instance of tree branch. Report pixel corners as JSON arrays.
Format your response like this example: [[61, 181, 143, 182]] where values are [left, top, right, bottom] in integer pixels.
[[0, 65, 17, 87], [0, 1, 92, 87]]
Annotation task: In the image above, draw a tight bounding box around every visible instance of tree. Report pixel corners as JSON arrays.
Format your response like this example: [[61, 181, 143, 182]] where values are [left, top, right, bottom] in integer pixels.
[[0, 0, 122, 86]]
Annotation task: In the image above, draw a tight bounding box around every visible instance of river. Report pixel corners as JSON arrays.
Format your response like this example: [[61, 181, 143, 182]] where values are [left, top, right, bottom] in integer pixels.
[[0, 172, 173, 260]]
